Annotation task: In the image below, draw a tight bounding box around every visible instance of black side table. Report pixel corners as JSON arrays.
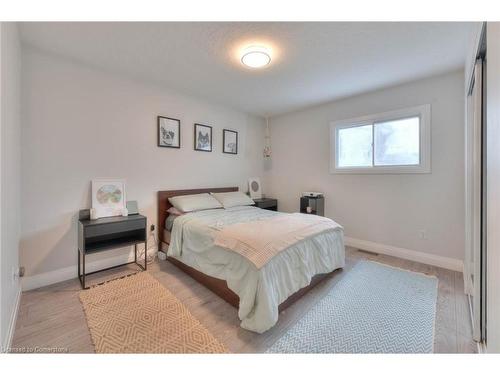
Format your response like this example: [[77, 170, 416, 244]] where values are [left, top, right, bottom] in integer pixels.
[[300, 196, 324, 216], [253, 198, 278, 211], [77, 210, 147, 289]]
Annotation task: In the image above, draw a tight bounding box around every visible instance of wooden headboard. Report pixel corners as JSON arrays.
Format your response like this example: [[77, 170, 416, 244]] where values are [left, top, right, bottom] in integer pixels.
[[157, 187, 238, 250]]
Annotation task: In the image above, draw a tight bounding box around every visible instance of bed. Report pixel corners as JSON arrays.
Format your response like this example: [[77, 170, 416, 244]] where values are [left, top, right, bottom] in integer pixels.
[[158, 187, 345, 333]]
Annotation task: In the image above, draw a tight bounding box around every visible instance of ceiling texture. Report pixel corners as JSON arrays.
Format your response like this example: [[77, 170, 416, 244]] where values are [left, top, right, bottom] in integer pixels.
[[20, 22, 476, 117]]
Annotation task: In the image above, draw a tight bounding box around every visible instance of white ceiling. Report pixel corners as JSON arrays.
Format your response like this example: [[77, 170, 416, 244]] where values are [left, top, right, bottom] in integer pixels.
[[20, 22, 475, 117]]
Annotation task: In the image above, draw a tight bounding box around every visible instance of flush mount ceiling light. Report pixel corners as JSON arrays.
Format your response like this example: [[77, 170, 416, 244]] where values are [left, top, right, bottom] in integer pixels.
[[241, 46, 271, 68]]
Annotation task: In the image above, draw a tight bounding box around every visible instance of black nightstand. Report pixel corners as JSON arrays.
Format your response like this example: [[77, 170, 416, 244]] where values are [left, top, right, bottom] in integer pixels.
[[253, 198, 278, 211], [300, 196, 324, 216], [78, 210, 147, 289]]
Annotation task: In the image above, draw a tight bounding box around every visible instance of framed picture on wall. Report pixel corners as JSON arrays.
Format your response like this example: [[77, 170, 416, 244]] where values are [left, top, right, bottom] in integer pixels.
[[223, 129, 238, 154], [194, 123, 212, 152], [91, 179, 126, 218], [158, 116, 181, 148]]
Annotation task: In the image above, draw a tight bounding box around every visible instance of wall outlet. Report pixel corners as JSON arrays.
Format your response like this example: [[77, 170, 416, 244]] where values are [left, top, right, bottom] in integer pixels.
[[12, 266, 19, 284], [418, 229, 428, 240], [12, 266, 25, 284]]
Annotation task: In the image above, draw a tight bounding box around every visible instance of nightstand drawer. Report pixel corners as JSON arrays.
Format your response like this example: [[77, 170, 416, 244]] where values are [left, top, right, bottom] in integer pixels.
[[85, 218, 145, 237], [253, 198, 278, 211]]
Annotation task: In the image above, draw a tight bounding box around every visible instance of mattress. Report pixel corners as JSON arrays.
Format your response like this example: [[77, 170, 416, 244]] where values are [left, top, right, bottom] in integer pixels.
[[166, 206, 345, 333]]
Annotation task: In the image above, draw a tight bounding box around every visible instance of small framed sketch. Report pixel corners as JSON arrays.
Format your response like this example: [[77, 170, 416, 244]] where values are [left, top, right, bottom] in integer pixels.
[[223, 129, 238, 154], [91, 179, 126, 218], [194, 123, 212, 152], [158, 116, 180, 148]]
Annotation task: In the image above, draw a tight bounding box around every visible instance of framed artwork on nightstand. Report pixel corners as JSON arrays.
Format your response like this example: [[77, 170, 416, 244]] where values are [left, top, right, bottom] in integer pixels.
[[248, 177, 262, 199], [91, 179, 126, 218]]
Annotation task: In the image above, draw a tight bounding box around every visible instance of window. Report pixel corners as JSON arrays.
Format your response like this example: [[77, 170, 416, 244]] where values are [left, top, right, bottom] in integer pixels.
[[330, 105, 431, 174]]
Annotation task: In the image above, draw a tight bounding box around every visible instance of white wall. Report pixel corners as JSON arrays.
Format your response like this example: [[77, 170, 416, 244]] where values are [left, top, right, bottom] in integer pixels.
[[267, 71, 465, 268], [0, 22, 22, 350], [20, 47, 266, 287]]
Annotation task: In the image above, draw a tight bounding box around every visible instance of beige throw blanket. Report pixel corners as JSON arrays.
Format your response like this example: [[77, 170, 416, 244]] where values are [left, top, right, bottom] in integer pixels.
[[213, 213, 341, 269]]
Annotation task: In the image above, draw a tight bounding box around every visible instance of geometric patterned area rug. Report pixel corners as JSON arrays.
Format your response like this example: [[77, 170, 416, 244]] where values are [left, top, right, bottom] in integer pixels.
[[79, 272, 228, 353], [267, 261, 438, 353]]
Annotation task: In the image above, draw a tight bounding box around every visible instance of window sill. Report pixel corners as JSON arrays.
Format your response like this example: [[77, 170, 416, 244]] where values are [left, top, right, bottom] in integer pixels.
[[330, 165, 431, 174]]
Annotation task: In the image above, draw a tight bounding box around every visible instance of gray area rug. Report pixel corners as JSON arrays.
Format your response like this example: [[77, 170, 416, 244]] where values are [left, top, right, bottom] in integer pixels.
[[267, 260, 438, 353]]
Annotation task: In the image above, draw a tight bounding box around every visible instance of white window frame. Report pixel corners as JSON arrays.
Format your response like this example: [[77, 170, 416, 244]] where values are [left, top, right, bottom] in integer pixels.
[[330, 104, 431, 174]]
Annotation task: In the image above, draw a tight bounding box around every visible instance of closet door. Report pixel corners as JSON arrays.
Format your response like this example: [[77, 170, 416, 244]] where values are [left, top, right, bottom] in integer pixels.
[[466, 59, 484, 343]]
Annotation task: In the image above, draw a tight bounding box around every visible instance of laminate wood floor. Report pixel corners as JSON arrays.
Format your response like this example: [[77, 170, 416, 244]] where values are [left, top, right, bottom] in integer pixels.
[[11, 247, 477, 353]]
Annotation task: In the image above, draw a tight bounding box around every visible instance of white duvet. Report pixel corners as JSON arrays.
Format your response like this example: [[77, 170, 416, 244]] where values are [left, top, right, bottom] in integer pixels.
[[167, 206, 345, 333]]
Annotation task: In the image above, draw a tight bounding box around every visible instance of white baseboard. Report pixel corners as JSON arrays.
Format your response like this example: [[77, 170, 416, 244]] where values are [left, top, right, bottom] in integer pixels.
[[2, 285, 21, 352], [22, 237, 461, 289], [21, 249, 156, 291], [344, 236, 463, 272]]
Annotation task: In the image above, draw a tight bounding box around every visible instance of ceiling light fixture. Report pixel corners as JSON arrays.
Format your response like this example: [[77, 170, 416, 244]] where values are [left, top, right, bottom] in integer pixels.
[[241, 46, 271, 68]]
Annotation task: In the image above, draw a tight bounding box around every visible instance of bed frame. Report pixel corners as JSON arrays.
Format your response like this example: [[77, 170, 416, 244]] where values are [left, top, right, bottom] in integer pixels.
[[157, 187, 337, 313]]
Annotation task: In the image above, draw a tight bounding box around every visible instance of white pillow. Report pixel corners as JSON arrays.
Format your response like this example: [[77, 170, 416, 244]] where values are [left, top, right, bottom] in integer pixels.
[[211, 191, 254, 208], [168, 193, 222, 212]]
